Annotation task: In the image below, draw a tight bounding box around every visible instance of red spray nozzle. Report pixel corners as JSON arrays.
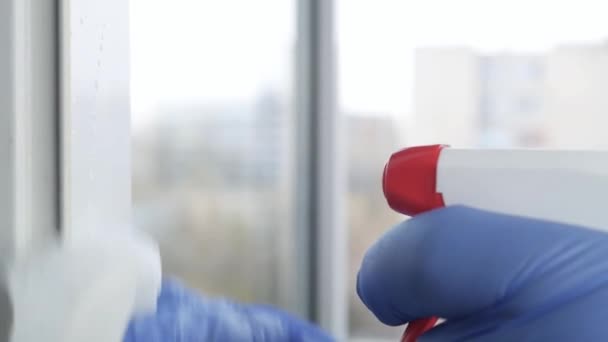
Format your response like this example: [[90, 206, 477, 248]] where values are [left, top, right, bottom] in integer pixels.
[[383, 144, 446, 215]]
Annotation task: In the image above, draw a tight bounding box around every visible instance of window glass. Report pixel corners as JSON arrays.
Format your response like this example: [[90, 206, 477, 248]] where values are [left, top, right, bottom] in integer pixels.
[[130, 0, 297, 309]]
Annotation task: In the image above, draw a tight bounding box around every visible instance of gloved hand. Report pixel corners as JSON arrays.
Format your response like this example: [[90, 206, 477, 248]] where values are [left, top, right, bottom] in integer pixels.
[[124, 279, 333, 342], [357, 205, 608, 341]]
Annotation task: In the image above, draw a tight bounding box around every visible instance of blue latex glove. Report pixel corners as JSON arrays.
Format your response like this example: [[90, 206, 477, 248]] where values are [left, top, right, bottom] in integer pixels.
[[357, 206, 608, 341], [125, 279, 333, 342]]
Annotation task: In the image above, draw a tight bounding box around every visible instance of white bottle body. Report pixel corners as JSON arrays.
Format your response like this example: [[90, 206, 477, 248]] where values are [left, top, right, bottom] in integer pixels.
[[437, 149, 608, 230]]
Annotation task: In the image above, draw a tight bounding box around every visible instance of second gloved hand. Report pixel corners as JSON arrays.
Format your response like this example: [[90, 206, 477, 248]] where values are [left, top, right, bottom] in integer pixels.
[[357, 206, 608, 341], [125, 279, 333, 342]]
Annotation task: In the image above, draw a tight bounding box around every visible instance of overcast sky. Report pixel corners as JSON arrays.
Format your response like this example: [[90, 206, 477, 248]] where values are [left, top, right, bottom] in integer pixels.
[[131, 0, 608, 125]]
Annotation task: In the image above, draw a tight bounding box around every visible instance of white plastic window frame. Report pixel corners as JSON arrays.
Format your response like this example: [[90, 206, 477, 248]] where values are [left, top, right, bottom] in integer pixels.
[[59, 0, 132, 239], [0, 0, 61, 335], [1, 0, 132, 243], [0, 0, 131, 250], [0, 0, 60, 269]]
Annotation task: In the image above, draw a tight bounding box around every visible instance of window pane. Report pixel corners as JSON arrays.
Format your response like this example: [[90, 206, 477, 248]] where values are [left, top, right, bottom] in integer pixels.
[[339, 0, 608, 338], [130, 0, 297, 310]]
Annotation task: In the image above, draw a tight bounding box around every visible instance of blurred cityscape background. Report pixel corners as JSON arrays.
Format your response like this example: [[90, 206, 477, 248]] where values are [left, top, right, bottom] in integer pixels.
[[411, 44, 608, 149], [130, 0, 608, 340]]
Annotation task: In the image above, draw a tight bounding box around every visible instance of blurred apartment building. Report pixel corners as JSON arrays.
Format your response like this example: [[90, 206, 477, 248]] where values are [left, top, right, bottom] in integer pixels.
[[135, 98, 401, 196], [411, 41, 608, 149]]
